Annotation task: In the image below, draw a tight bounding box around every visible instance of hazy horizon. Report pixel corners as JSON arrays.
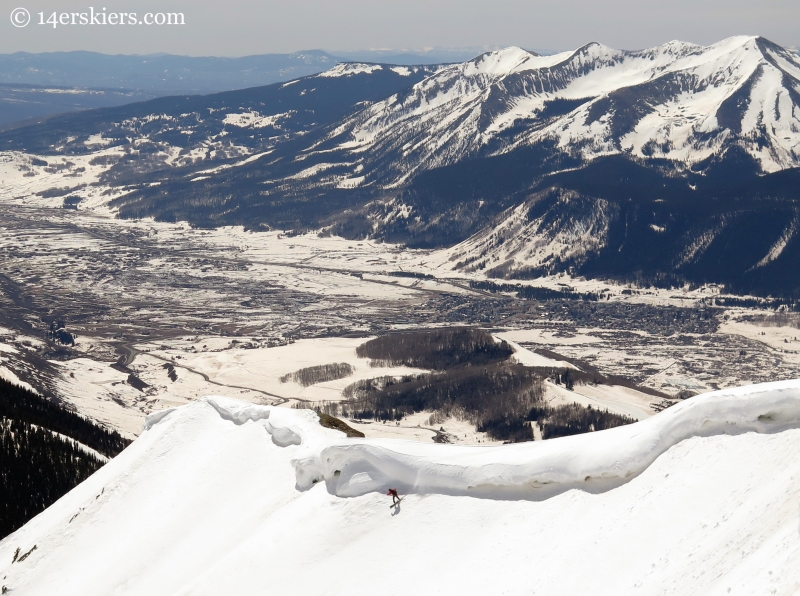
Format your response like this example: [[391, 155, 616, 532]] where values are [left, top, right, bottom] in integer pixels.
[[2, 0, 798, 57], [0, 38, 796, 61]]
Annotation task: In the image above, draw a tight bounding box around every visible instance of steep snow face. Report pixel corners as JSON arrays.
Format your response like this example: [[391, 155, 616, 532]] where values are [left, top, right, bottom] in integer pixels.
[[317, 63, 385, 77], [2, 382, 800, 595], [316, 63, 437, 78], [327, 36, 800, 185], [441, 189, 615, 276], [321, 48, 547, 185]]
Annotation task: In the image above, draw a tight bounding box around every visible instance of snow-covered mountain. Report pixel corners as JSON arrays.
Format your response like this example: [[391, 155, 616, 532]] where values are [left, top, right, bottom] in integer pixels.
[[7, 36, 798, 189], [321, 36, 800, 186], [2, 37, 800, 296], [3, 382, 800, 594]]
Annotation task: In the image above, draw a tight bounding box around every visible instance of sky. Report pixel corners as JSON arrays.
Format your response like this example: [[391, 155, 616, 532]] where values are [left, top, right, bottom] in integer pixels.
[[2, 0, 799, 56]]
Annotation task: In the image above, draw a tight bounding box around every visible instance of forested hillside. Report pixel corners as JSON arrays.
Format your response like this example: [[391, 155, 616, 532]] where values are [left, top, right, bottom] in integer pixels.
[[0, 378, 130, 538]]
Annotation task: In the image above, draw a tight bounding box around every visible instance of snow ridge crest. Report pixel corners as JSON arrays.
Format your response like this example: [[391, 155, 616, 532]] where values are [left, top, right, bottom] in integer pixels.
[[294, 380, 800, 499], [142, 382, 800, 503]]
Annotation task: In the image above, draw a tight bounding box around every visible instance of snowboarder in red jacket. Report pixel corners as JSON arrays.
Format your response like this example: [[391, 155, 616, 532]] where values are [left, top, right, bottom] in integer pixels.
[[387, 488, 401, 505]]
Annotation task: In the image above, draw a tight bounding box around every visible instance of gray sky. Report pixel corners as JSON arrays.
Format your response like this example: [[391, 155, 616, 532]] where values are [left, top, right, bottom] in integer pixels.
[[3, 0, 798, 56]]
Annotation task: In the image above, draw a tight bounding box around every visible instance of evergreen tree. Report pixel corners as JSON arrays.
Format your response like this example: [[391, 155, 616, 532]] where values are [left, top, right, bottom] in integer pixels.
[[0, 377, 131, 538]]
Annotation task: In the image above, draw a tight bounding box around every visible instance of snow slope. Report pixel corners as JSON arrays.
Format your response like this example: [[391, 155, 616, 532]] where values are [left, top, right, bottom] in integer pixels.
[[2, 382, 800, 595], [438, 188, 615, 275], [3, 38, 799, 295], [326, 36, 800, 185]]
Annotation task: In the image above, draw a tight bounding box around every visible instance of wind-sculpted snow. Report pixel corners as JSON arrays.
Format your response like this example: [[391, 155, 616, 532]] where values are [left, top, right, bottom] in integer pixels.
[[4, 383, 800, 595], [205, 396, 273, 426], [142, 396, 310, 446], [296, 380, 800, 499], [204, 396, 308, 446], [135, 383, 800, 501], [141, 406, 178, 431]]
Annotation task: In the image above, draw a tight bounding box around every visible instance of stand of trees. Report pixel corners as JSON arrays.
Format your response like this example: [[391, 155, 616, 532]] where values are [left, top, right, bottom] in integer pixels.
[[0, 377, 130, 539], [280, 363, 354, 387], [386, 271, 434, 280], [528, 402, 636, 439], [0, 418, 103, 539], [312, 365, 636, 444], [713, 296, 799, 311], [340, 363, 544, 439], [0, 378, 128, 458], [47, 321, 75, 346], [299, 329, 638, 444], [356, 328, 513, 370], [469, 280, 600, 302]]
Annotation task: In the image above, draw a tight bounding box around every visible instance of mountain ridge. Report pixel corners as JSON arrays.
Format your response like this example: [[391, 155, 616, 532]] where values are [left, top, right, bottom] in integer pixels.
[[321, 35, 800, 188], [1, 37, 799, 296], [2, 384, 800, 594]]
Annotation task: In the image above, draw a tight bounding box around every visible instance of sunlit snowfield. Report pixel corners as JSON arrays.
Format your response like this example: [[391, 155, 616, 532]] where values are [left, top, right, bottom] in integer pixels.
[[3, 383, 800, 595]]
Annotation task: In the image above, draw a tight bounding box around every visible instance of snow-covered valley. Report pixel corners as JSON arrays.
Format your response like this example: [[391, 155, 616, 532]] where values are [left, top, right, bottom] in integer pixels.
[[2, 36, 800, 295], [1, 198, 798, 440]]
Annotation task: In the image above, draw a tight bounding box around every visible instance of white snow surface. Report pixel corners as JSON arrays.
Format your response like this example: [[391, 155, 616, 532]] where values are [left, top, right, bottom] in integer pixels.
[[329, 36, 800, 185], [317, 63, 384, 77], [222, 111, 294, 129], [3, 381, 800, 595]]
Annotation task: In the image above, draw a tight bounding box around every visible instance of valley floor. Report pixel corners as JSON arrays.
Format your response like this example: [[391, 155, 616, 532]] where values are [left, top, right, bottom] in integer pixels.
[[0, 194, 798, 440]]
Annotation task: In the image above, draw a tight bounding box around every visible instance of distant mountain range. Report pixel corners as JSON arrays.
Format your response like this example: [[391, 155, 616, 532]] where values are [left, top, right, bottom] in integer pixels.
[[0, 83, 159, 129], [3, 36, 800, 297], [0, 50, 341, 93], [0, 50, 341, 127], [0, 49, 495, 127]]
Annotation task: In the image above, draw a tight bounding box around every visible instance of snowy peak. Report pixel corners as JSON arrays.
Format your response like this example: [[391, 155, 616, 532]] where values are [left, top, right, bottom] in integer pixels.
[[568, 41, 624, 65], [316, 62, 435, 78], [755, 36, 800, 80], [653, 39, 703, 55], [461, 46, 540, 77], [317, 63, 385, 77], [322, 36, 800, 186]]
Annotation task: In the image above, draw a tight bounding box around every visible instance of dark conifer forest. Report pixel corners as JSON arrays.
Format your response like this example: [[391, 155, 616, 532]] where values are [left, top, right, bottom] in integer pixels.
[[280, 363, 354, 387], [356, 328, 514, 370], [340, 363, 544, 442], [302, 328, 639, 443], [527, 402, 636, 439], [0, 377, 130, 538], [0, 378, 128, 458]]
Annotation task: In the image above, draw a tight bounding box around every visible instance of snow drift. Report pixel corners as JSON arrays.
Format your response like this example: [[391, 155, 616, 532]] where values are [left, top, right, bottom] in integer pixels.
[[2, 381, 800, 595], [301, 380, 800, 498]]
